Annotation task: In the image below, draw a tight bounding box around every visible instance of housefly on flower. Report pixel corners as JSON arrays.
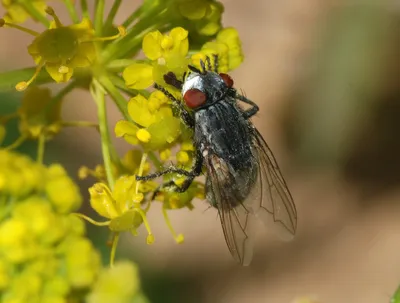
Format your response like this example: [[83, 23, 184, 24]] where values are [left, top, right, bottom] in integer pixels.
[[137, 55, 297, 266]]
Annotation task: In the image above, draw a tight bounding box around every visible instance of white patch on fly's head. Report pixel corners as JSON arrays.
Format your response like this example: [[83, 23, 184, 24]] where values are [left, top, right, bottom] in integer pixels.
[[182, 73, 204, 96]]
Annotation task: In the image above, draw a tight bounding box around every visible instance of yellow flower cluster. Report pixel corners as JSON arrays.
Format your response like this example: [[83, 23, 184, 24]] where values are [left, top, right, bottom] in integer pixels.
[[115, 91, 181, 149], [0, 0, 244, 271], [0, 150, 147, 303]]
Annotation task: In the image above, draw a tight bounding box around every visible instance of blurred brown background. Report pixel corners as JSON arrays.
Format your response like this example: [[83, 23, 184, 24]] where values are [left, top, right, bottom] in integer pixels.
[[1, 0, 400, 302]]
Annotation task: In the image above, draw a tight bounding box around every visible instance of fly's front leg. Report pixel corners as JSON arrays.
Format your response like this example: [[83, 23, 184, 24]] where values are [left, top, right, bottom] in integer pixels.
[[154, 83, 194, 128], [236, 93, 259, 119], [150, 151, 203, 199]]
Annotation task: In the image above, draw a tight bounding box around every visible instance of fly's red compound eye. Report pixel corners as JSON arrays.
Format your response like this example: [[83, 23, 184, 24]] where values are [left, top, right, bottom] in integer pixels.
[[219, 73, 234, 88], [184, 89, 207, 109]]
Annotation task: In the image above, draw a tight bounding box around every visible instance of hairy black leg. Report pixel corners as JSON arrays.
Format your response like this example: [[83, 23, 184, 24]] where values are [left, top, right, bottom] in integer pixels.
[[213, 54, 219, 73], [236, 93, 259, 119], [136, 165, 196, 181], [150, 151, 203, 199], [154, 83, 194, 128]]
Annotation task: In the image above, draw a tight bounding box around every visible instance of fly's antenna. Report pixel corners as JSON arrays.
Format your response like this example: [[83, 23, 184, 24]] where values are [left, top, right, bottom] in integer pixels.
[[163, 72, 183, 89], [213, 54, 219, 73], [206, 56, 212, 71]]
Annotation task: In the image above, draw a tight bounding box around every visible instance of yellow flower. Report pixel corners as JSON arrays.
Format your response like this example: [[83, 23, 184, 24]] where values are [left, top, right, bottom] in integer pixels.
[[27, 12, 96, 85], [173, 0, 224, 36], [123, 27, 190, 89], [61, 236, 101, 288], [88, 176, 145, 232], [115, 92, 182, 151], [1, 5, 126, 90], [45, 164, 82, 214], [1, 0, 47, 24], [192, 27, 244, 73], [86, 261, 142, 303], [17, 86, 62, 140], [142, 27, 189, 60]]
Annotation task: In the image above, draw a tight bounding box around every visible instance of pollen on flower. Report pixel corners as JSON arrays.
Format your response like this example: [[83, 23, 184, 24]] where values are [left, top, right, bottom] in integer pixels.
[[146, 234, 155, 245], [136, 128, 151, 143], [15, 81, 28, 92], [58, 65, 70, 74]]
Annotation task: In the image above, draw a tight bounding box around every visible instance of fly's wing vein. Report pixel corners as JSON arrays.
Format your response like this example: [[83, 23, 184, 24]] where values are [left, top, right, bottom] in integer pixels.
[[206, 155, 255, 265], [251, 128, 297, 238]]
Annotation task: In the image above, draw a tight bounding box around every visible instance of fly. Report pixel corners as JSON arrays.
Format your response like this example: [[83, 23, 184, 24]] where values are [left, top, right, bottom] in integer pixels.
[[136, 55, 297, 266]]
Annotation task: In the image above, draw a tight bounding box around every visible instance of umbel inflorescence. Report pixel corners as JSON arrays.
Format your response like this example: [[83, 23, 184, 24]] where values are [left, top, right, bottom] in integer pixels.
[[0, 0, 243, 301]]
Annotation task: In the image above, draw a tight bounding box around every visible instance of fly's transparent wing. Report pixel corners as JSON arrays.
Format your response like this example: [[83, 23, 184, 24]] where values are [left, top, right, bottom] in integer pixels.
[[206, 155, 256, 266], [251, 128, 297, 239]]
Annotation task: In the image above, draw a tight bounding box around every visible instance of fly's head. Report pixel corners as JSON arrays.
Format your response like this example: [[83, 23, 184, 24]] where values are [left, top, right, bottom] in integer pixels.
[[163, 58, 235, 111]]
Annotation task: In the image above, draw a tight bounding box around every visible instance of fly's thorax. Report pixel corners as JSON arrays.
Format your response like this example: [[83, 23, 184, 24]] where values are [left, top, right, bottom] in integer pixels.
[[182, 71, 229, 109], [194, 101, 254, 169]]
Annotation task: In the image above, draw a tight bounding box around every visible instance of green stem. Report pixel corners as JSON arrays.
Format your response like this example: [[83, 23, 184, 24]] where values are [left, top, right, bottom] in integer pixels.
[[80, 0, 89, 19], [122, 5, 143, 28], [110, 232, 120, 267], [64, 0, 80, 23], [37, 134, 45, 164], [91, 80, 115, 189], [4, 135, 27, 150], [104, 0, 122, 31], [21, 1, 50, 27], [106, 59, 138, 72], [148, 151, 163, 169], [98, 76, 130, 121], [94, 0, 105, 35]]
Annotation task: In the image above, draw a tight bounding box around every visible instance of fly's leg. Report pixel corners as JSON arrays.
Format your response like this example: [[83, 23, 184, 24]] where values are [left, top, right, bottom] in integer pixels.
[[150, 151, 203, 199], [154, 83, 195, 128], [236, 93, 259, 119], [136, 165, 197, 182]]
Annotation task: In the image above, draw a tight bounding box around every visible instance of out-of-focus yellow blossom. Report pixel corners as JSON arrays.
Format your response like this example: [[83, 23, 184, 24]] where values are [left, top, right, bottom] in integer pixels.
[[291, 297, 321, 303], [115, 92, 182, 151], [45, 164, 82, 214], [170, 0, 224, 36], [87, 261, 148, 303], [192, 27, 244, 73], [26, 10, 96, 86], [186, 1, 224, 36], [0, 149, 147, 302], [17, 86, 61, 140], [123, 27, 190, 89], [1, 0, 47, 24], [0, 7, 125, 91]]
